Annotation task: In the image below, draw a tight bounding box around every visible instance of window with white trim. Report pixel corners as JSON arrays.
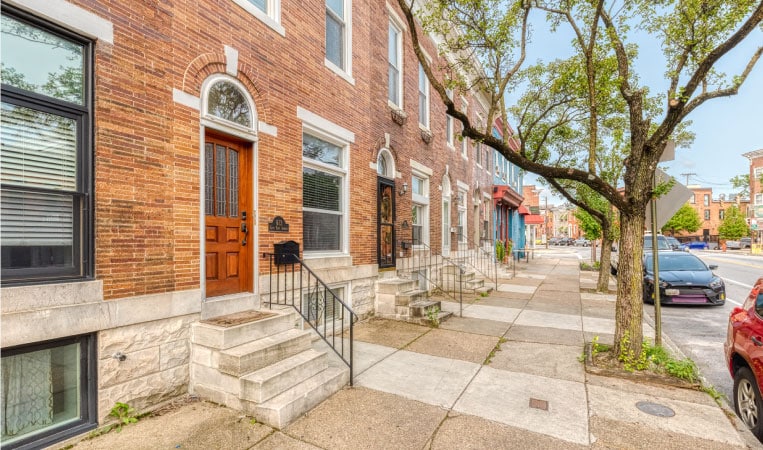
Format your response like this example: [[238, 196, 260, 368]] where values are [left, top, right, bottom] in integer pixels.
[[418, 63, 429, 128], [475, 142, 483, 166], [377, 149, 394, 179], [388, 20, 402, 107], [1, 10, 92, 284], [412, 174, 429, 245], [303, 133, 347, 252], [755, 167, 763, 179], [460, 100, 468, 158], [445, 89, 454, 147], [232, 0, 283, 34], [703, 194, 710, 206], [457, 190, 467, 243], [326, 0, 349, 72], [755, 193, 763, 205]]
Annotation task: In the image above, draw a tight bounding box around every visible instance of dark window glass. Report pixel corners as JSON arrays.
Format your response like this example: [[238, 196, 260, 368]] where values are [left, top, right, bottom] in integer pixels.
[[303, 134, 344, 252], [302, 134, 341, 166], [215, 145, 226, 216], [229, 149, 239, 217], [1, 335, 96, 448], [303, 210, 341, 251], [207, 81, 252, 127], [1, 14, 84, 104], [247, 0, 267, 12], [325, 0, 344, 69], [204, 144, 214, 215], [303, 168, 340, 212], [1, 10, 90, 283]]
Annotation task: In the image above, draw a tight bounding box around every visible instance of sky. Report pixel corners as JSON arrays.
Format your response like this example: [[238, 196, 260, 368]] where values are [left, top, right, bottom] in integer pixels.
[[515, 8, 763, 203]]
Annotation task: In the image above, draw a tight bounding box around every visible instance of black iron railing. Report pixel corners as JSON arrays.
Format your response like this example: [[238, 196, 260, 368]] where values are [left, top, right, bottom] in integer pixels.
[[263, 253, 357, 385], [452, 234, 498, 290], [400, 239, 464, 317]]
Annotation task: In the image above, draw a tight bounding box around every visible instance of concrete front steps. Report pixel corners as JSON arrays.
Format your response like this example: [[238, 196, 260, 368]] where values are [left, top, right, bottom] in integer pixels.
[[376, 277, 452, 326], [190, 309, 349, 429], [443, 264, 492, 295]]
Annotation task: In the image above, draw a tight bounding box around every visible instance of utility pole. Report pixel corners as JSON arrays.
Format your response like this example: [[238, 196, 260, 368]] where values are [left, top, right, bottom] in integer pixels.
[[680, 172, 696, 185]]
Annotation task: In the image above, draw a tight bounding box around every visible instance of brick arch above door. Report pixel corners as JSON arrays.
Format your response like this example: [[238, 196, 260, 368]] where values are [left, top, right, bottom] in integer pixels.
[[178, 51, 274, 126]]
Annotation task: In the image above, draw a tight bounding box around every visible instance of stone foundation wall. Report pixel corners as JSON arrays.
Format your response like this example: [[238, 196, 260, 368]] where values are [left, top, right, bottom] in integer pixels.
[[350, 277, 375, 320], [97, 314, 198, 421]]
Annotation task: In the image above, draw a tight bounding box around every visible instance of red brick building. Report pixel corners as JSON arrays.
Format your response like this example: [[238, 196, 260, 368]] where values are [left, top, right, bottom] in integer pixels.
[[744, 149, 763, 242], [0, 0, 501, 446], [672, 186, 750, 243]]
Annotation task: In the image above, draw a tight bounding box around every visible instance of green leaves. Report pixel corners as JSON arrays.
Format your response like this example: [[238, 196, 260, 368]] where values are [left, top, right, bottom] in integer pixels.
[[661, 203, 701, 234], [718, 204, 750, 240]]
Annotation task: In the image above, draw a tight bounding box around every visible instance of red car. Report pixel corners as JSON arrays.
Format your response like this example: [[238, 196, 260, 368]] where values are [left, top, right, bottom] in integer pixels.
[[725, 277, 763, 439]]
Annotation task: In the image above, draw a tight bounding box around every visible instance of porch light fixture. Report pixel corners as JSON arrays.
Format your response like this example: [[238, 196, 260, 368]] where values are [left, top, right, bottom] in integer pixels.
[[399, 182, 408, 196]]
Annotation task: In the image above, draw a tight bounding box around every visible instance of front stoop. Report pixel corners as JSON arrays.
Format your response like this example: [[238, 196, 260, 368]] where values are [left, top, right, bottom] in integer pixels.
[[190, 309, 349, 429], [376, 278, 452, 326], [442, 264, 490, 294]]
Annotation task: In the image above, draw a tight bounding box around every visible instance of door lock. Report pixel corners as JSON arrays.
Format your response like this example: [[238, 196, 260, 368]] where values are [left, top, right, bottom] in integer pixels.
[[241, 211, 248, 246]]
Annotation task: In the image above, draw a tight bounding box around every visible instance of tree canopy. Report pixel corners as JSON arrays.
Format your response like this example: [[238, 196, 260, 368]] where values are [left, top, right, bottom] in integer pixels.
[[661, 203, 701, 235], [718, 205, 750, 240], [397, 0, 763, 357]]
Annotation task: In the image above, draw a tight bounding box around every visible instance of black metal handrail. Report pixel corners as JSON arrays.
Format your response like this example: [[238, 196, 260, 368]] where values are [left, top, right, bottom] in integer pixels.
[[400, 239, 464, 317], [453, 234, 498, 290], [263, 252, 357, 385]]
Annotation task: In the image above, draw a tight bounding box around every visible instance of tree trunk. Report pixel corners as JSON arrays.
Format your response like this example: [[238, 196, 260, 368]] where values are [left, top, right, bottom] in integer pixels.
[[613, 211, 646, 358], [597, 236, 613, 293]]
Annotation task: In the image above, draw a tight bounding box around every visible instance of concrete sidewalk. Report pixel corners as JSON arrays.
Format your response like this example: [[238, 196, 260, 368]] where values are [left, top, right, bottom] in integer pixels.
[[63, 251, 761, 449]]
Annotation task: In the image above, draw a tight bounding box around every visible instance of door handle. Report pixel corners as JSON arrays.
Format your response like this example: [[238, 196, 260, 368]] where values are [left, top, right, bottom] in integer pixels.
[[752, 336, 763, 347], [241, 222, 248, 246]]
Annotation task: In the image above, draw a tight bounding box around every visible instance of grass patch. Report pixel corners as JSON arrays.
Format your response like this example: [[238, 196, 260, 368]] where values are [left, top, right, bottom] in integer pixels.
[[585, 334, 716, 396], [579, 261, 601, 271]]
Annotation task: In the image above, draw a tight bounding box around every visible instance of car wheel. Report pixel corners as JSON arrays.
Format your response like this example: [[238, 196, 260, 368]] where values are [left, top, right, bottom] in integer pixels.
[[734, 366, 763, 439]]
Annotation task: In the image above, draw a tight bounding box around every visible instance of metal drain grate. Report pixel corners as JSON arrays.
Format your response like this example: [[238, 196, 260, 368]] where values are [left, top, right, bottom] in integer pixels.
[[636, 401, 675, 417], [529, 398, 549, 411]]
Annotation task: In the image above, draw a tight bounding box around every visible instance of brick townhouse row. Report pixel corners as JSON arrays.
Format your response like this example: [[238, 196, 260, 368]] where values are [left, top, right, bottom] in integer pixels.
[[0, 0, 525, 447]]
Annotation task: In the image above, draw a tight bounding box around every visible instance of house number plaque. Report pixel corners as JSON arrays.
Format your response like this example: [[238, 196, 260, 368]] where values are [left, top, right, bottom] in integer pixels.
[[268, 216, 290, 233]]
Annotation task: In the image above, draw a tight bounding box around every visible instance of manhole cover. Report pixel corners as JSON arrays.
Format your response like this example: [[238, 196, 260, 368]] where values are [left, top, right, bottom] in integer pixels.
[[201, 310, 276, 327], [636, 401, 675, 417]]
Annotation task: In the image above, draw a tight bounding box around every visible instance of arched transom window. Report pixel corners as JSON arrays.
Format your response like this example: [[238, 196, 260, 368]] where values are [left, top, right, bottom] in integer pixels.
[[206, 80, 252, 128], [377, 149, 394, 178]]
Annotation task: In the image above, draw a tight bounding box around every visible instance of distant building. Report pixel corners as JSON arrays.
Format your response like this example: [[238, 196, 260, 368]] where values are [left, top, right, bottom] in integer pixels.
[[521, 186, 545, 246], [673, 186, 750, 243], [743, 149, 763, 242]]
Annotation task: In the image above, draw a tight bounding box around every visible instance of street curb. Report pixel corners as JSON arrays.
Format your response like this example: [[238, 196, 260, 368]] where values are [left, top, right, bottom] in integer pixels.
[[641, 309, 760, 447]]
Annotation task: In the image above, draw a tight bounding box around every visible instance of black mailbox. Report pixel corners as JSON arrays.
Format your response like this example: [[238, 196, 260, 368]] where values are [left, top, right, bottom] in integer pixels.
[[273, 240, 299, 265]]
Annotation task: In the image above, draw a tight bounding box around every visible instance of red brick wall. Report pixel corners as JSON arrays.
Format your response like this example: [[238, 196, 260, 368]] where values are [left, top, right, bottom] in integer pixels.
[[66, 0, 496, 299]]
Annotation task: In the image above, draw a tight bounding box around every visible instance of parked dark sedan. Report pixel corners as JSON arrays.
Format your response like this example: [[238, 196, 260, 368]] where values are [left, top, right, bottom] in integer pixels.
[[642, 251, 725, 305]]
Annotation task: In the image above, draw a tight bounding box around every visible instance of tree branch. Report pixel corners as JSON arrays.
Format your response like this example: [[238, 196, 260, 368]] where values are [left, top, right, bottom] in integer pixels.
[[680, 45, 763, 120]]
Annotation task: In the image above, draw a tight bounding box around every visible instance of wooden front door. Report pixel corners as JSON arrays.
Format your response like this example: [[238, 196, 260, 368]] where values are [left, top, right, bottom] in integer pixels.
[[204, 133, 252, 297]]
